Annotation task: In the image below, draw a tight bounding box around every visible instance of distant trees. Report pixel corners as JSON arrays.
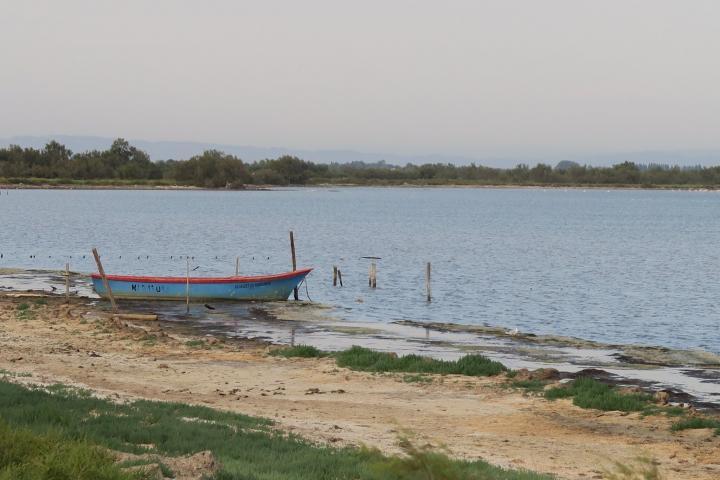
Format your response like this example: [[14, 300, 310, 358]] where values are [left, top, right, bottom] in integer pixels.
[[2, 138, 720, 187], [251, 156, 316, 185], [170, 150, 250, 188]]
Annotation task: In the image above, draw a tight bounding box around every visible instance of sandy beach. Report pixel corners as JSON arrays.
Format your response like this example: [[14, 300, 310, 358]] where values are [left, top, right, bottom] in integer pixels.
[[0, 293, 718, 480]]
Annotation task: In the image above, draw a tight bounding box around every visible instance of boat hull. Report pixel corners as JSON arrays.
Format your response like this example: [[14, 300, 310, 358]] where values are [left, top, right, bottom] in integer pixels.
[[91, 268, 312, 301]]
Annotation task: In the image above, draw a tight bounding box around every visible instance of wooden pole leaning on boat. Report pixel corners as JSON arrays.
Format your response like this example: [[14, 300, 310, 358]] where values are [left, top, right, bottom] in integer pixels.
[[235, 256, 240, 276], [290, 230, 299, 300], [425, 262, 432, 302], [186, 257, 190, 314], [91, 248, 118, 313]]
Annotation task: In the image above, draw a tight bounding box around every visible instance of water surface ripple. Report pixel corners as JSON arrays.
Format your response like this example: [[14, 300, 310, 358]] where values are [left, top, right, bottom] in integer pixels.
[[1, 187, 718, 354]]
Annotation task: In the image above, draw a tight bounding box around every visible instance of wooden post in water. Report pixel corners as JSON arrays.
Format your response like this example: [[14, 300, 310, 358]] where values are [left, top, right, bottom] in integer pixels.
[[369, 262, 377, 288], [65, 262, 70, 303], [425, 262, 432, 302], [290, 231, 298, 300], [92, 248, 117, 313], [337, 269, 343, 287], [235, 256, 240, 276], [185, 257, 190, 314], [333, 266, 337, 287]]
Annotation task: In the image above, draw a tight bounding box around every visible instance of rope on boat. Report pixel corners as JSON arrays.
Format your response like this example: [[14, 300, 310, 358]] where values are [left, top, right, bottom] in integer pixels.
[[300, 277, 313, 303]]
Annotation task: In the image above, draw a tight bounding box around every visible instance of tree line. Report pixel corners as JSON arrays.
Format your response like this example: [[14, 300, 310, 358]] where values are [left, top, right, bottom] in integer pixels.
[[2, 138, 720, 187]]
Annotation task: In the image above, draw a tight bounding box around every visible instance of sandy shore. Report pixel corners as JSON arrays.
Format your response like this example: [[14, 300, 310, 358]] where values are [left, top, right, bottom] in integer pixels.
[[0, 293, 718, 480]]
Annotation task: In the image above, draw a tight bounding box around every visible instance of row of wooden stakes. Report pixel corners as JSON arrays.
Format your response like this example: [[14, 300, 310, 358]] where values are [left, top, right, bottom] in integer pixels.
[[333, 261, 432, 302]]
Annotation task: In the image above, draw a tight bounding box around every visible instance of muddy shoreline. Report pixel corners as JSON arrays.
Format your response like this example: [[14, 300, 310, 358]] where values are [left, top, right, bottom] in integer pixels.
[[2, 267, 719, 408]]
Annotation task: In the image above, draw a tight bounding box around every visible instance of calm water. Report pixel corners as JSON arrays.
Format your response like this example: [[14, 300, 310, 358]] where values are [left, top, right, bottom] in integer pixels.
[[1, 187, 719, 354]]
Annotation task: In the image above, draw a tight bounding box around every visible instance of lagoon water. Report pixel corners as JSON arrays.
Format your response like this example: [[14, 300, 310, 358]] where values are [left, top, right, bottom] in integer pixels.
[[1, 187, 719, 354]]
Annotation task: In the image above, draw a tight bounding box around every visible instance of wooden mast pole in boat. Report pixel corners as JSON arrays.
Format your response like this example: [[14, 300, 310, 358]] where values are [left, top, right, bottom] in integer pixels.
[[290, 231, 299, 300], [92, 248, 118, 313]]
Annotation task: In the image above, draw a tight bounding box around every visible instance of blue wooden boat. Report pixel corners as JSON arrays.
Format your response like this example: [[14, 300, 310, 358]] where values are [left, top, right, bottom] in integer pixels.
[[91, 268, 312, 301]]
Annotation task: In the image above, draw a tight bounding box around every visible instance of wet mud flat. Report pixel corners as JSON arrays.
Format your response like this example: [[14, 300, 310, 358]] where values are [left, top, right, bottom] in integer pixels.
[[105, 296, 720, 410]]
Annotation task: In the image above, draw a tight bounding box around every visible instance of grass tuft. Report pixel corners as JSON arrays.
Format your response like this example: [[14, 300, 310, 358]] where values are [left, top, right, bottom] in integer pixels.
[[335, 346, 507, 377], [671, 417, 720, 435], [510, 379, 547, 393], [15, 303, 36, 321], [367, 437, 551, 480], [544, 378, 652, 412], [270, 345, 328, 358], [603, 456, 662, 480]]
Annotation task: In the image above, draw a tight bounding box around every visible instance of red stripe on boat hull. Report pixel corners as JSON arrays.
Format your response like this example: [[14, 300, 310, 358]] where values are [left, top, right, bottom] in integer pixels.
[[90, 267, 313, 285]]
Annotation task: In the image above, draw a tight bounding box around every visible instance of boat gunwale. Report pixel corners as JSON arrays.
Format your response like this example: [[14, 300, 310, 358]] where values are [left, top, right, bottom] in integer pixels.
[[90, 267, 313, 285]]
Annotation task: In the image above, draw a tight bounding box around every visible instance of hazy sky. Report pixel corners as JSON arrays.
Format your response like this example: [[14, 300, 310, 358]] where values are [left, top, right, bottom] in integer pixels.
[[1, 1, 719, 160]]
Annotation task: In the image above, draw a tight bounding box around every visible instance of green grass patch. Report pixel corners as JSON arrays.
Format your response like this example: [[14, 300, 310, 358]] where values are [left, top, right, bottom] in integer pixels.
[[335, 346, 507, 377], [663, 406, 688, 417], [15, 303, 36, 321], [270, 345, 328, 358], [0, 380, 550, 479], [543, 385, 575, 400], [184, 339, 205, 348], [544, 378, 652, 412], [671, 417, 720, 434], [0, 420, 141, 480], [510, 379, 547, 393]]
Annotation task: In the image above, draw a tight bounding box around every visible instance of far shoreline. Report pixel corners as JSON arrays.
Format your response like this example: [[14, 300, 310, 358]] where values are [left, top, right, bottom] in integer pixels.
[[1, 180, 719, 192]]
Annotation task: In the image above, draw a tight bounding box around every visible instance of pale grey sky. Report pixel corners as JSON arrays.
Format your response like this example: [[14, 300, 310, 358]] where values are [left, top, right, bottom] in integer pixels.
[[1, 0, 719, 162]]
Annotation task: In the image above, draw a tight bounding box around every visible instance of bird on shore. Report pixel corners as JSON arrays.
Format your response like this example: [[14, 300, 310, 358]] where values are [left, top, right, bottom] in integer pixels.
[[505, 327, 519, 336]]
